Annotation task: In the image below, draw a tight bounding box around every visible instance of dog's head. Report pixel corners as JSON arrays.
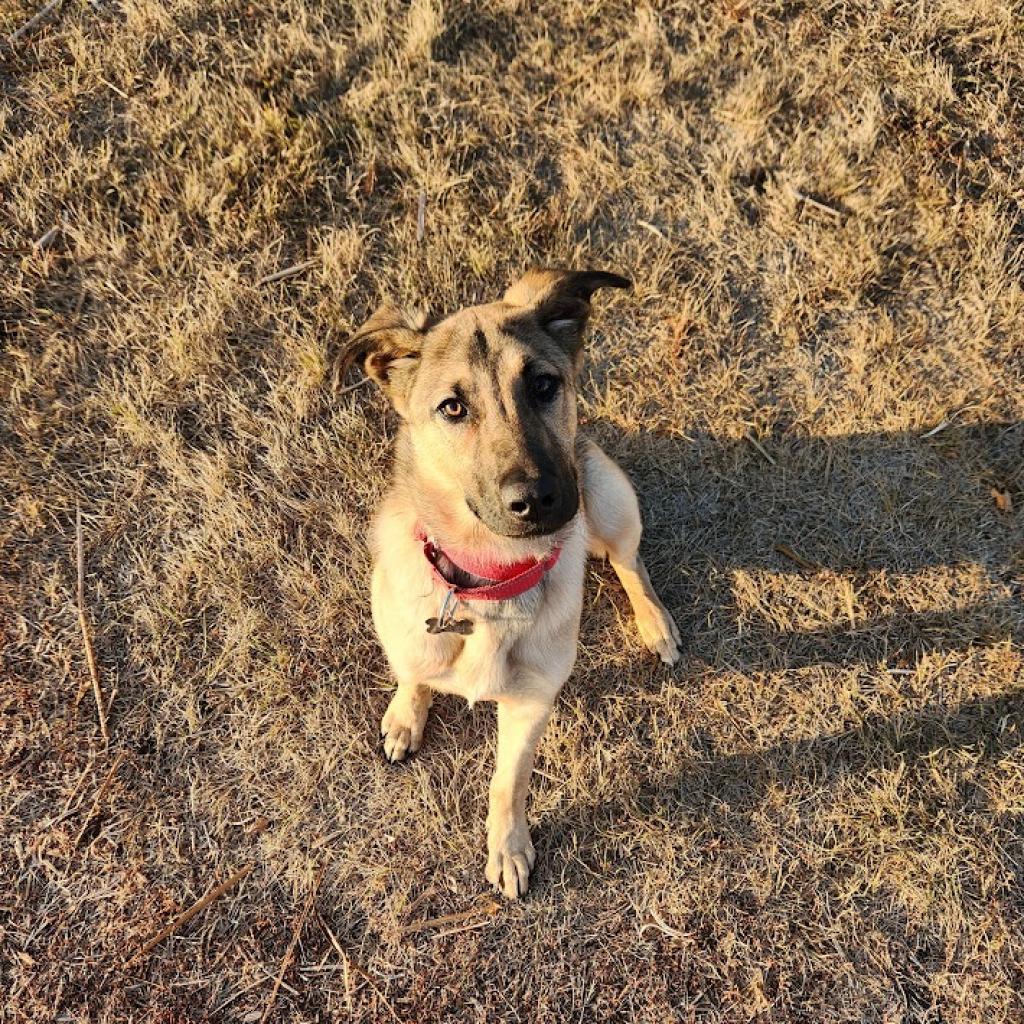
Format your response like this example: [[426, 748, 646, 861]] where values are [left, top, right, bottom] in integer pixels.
[[340, 268, 630, 540]]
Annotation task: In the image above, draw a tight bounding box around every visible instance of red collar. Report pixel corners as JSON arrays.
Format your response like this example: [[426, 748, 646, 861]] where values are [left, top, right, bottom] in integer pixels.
[[416, 529, 561, 601]]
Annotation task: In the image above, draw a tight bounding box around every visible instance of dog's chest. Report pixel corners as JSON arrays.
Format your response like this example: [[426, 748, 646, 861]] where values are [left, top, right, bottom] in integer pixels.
[[370, 509, 588, 702], [429, 612, 530, 704]]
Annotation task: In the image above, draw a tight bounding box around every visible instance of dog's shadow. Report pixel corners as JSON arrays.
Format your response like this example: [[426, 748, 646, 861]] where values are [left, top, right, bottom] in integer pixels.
[[534, 417, 1023, 887]]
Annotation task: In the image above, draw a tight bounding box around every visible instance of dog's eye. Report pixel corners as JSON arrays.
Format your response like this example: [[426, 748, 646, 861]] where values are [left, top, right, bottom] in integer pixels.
[[531, 374, 561, 403], [438, 398, 467, 422]]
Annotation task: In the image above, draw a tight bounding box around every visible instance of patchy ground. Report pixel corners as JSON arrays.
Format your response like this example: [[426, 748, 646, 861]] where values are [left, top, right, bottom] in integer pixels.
[[2, 0, 1023, 1021]]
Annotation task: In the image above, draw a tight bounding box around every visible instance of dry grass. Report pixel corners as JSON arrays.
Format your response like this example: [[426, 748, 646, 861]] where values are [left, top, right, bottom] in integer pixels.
[[2, 0, 1023, 1020]]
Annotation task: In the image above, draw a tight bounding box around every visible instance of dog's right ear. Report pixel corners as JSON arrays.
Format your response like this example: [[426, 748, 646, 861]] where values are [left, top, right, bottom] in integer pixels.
[[334, 303, 424, 415]]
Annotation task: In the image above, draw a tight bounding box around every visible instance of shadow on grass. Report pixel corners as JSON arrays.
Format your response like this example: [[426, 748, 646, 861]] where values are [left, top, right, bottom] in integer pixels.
[[566, 687, 1023, 822], [534, 418, 1024, 898], [534, 685, 1024, 913], [583, 417, 1023, 669]]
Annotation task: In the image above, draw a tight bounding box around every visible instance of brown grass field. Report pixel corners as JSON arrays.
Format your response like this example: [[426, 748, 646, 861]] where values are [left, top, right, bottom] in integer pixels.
[[3, 0, 1024, 1020]]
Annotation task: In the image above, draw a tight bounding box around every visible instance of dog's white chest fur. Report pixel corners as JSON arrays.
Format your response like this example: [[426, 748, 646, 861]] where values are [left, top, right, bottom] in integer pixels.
[[437, 619, 518, 705], [370, 513, 588, 706]]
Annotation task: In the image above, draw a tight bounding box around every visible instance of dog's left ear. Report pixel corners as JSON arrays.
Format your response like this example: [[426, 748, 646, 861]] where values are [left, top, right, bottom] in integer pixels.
[[334, 303, 425, 415], [503, 268, 631, 358]]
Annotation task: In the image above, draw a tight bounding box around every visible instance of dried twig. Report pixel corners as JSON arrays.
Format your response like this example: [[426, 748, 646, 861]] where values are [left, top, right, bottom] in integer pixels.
[[398, 899, 499, 935], [257, 258, 317, 286], [636, 219, 669, 241], [789, 185, 846, 219], [317, 912, 404, 1024], [343, 949, 352, 1014], [745, 432, 777, 466], [335, 375, 372, 398], [8, 0, 63, 45], [774, 543, 820, 572], [639, 906, 688, 941], [133, 865, 253, 962], [73, 750, 126, 847], [34, 224, 60, 251], [416, 192, 426, 242], [920, 419, 952, 439], [99, 75, 129, 99], [76, 505, 109, 746], [262, 875, 320, 1021], [432, 918, 498, 939], [46, 755, 97, 828]]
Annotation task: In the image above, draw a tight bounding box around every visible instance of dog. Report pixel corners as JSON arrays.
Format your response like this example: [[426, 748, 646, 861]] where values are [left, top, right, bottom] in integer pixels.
[[341, 268, 681, 898]]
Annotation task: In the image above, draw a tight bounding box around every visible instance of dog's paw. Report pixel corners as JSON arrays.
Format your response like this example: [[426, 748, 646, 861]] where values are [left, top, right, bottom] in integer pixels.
[[636, 600, 682, 666], [380, 690, 430, 763], [486, 818, 536, 899]]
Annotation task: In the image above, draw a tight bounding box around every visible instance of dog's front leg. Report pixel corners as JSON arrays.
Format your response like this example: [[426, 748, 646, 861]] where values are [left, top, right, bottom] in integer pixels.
[[581, 440, 681, 665], [486, 695, 552, 899], [381, 679, 433, 763]]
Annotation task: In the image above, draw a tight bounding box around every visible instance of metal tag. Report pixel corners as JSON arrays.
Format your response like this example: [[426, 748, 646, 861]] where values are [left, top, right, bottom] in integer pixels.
[[425, 587, 474, 635], [425, 616, 474, 635]]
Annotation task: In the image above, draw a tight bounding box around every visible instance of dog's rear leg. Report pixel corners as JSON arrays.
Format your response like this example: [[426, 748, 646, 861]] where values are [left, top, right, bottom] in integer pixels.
[[580, 440, 681, 665], [381, 679, 433, 763]]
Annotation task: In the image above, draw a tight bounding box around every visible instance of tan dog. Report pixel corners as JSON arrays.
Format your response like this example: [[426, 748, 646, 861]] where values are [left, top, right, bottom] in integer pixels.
[[342, 269, 680, 898]]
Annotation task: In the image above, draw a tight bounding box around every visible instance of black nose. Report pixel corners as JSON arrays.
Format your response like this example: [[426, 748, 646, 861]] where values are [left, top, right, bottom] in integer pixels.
[[500, 472, 558, 521]]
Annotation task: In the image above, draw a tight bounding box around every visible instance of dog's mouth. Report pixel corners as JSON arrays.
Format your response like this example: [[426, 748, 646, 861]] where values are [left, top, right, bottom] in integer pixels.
[[466, 492, 578, 539]]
